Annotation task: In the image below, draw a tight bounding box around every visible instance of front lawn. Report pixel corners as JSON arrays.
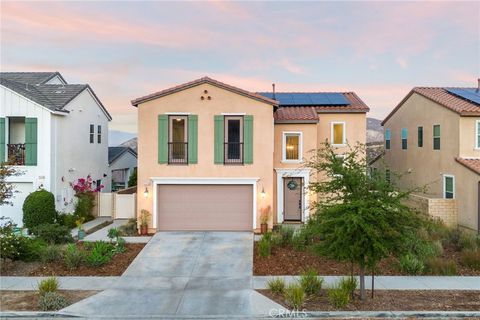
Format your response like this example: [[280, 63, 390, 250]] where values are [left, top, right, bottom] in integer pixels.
[[259, 289, 480, 311]]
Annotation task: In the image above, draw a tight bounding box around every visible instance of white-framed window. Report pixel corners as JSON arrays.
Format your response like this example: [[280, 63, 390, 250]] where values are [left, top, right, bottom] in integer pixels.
[[443, 174, 455, 199], [331, 122, 346, 146], [89, 124, 94, 144], [385, 128, 391, 149], [475, 120, 480, 149], [282, 132, 302, 162]]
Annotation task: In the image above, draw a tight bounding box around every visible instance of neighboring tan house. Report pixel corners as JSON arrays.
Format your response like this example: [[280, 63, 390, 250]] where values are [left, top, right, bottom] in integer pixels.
[[376, 86, 480, 233], [132, 76, 368, 232], [109, 146, 137, 191], [0, 72, 112, 226]]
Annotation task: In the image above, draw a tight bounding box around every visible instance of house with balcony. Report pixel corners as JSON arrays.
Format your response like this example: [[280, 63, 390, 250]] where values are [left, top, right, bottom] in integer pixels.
[[132, 76, 368, 232], [372, 85, 480, 233], [0, 72, 112, 226]]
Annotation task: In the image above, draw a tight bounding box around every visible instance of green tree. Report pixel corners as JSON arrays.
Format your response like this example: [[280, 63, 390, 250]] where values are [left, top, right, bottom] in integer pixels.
[[0, 162, 21, 206], [128, 168, 137, 187], [307, 142, 420, 300]]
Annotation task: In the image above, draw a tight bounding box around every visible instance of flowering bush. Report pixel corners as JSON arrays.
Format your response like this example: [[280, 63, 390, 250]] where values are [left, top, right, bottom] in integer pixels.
[[0, 217, 24, 261], [71, 175, 103, 194]]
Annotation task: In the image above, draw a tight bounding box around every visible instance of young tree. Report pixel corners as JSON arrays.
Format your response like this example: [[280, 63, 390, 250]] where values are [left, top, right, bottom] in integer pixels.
[[307, 142, 420, 300], [0, 162, 21, 206], [128, 168, 137, 187]]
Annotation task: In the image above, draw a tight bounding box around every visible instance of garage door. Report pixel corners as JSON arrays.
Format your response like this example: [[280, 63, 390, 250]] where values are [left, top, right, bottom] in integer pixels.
[[157, 184, 253, 231], [1, 182, 33, 227]]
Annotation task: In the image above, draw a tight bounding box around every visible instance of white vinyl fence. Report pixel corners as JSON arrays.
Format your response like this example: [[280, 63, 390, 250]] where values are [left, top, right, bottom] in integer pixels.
[[97, 189, 136, 219]]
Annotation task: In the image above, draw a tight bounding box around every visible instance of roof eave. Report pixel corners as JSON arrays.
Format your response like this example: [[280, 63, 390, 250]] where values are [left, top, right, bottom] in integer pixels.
[[274, 120, 319, 124]]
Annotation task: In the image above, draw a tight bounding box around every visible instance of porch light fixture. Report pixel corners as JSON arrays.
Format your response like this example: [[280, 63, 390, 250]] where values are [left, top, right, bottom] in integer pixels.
[[260, 187, 266, 198], [143, 187, 149, 198]]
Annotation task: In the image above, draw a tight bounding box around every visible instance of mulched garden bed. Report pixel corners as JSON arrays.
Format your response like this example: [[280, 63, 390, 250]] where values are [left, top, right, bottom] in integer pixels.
[[1, 243, 145, 276], [258, 289, 480, 311], [0, 290, 99, 311], [253, 243, 480, 276]]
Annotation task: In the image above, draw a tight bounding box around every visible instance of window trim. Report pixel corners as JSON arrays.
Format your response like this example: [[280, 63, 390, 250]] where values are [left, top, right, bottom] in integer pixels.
[[475, 120, 480, 149], [330, 121, 346, 146], [401, 128, 408, 150], [167, 115, 189, 165], [443, 174, 455, 199], [385, 129, 391, 150], [282, 131, 303, 163], [97, 125, 102, 144], [418, 126, 423, 148], [433, 124, 441, 150], [89, 124, 94, 144], [224, 115, 244, 164]]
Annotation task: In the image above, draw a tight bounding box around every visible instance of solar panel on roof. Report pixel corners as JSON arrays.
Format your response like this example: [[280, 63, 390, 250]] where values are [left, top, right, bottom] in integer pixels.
[[446, 88, 480, 105], [257, 92, 350, 106]]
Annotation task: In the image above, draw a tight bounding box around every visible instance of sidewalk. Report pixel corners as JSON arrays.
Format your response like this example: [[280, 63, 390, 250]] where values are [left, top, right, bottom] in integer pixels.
[[2, 275, 480, 291], [254, 275, 480, 290]]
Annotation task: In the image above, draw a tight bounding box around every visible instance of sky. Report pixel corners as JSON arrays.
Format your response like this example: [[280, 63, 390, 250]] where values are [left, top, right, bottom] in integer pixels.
[[1, 1, 479, 133]]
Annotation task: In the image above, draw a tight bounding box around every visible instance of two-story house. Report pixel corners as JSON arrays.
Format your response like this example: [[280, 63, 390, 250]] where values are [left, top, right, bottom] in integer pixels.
[[377, 86, 480, 233], [0, 72, 112, 226], [132, 77, 368, 232]]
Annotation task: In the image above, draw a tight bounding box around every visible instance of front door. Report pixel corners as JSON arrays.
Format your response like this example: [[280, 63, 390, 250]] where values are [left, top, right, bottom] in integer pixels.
[[284, 177, 303, 221]]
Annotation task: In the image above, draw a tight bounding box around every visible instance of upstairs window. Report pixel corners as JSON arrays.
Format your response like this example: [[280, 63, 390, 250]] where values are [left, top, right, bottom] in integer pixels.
[[385, 129, 391, 149], [97, 125, 102, 144], [283, 132, 302, 162], [443, 175, 454, 199], [401, 128, 408, 150], [418, 126, 423, 147], [433, 125, 441, 150], [224, 116, 243, 164], [168, 116, 188, 164], [476, 120, 480, 149], [89, 124, 94, 144], [331, 122, 346, 145]]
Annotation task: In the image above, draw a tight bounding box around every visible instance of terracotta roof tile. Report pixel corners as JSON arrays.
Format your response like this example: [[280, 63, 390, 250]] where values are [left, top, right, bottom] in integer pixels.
[[383, 87, 480, 125], [131, 76, 278, 106], [456, 157, 480, 175], [274, 107, 318, 123]]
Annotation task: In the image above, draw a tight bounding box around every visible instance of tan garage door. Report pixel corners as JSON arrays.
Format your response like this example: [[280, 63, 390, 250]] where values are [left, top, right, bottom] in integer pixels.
[[157, 184, 253, 231]]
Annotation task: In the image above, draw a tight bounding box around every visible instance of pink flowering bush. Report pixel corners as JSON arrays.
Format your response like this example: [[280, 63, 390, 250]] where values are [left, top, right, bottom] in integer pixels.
[[71, 175, 103, 194]]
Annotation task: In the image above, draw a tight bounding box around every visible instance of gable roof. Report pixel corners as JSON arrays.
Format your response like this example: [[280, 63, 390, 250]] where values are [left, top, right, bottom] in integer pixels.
[[382, 87, 480, 125], [270, 92, 369, 123], [456, 157, 480, 175], [131, 76, 278, 107], [0, 72, 66, 85], [0, 72, 112, 120], [108, 146, 137, 164]]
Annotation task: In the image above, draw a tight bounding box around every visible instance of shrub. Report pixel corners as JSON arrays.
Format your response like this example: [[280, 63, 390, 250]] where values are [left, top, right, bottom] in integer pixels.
[[115, 237, 126, 253], [57, 213, 77, 229], [38, 277, 59, 295], [267, 277, 285, 294], [19, 238, 47, 262], [0, 228, 24, 260], [85, 241, 114, 267], [118, 219, 138, 236], [399, 254, 425, 275], [444, 228, 461, 248], [339, 276, 358, 297], [40, 245, 64, 264], [328, 283, 350, 309], [74, 193, 95, 222], [38, 292, 69, 311], [257, 235, 272, 258], [299, 268, 323, 295], [460, 249, 480, 271], [107, 228, 120, 240], [292, 227, 312, 251], [425, 257, 458, 275], [64, 244, 84, 270], [277, 225, 295, 246], [459, 232, 478, 251], [128, 168, 137, 187], [423, 218, 449, 241], [284, 283, 305, 310], [22, 189, 56, 231], [32, 223, 73, 244]]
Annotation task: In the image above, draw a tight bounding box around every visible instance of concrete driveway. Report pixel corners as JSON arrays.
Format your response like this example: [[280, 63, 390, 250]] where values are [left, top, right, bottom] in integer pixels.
[[62, 232, 283, 317]]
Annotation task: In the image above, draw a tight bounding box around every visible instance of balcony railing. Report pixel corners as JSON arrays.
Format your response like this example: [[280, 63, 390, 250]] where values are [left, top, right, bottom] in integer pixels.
[[168, 142, 188, 164], [7, 144, 25, 165], [224, 142, 243, 165]]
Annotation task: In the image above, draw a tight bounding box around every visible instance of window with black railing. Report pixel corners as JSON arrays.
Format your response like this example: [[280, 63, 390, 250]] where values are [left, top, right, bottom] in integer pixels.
[[168, 142, 188, 164], [224, 117, 244, 165], [224, 142, 243, 164], [7, 144, 25, 165]]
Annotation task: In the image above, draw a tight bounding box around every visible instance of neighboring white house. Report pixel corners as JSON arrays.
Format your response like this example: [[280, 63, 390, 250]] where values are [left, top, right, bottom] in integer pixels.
[[0, 72, 112, 225], [108, 146, 137, 191]]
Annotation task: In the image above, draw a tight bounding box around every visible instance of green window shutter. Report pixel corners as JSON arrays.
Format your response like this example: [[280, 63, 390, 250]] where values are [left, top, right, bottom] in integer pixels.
[[188, 115, 198, 164], [25, 118, 37, 166], [244, 115, 253, 164], [0, 118, 5, 163], [214, 115, 224, 164], [158, 115, 168, 164]]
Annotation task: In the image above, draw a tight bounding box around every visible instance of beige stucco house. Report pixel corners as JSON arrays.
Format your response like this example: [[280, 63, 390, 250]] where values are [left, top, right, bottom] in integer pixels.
[[376, 86, 480, 233], [132, 77, 368, 232]]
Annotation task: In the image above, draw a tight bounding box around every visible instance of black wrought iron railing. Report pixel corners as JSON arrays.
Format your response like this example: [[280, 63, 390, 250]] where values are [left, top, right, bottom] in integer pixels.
[[7, 143, 25, 165], [168, 142, 188, 164], [224, 142, 243, 164]]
